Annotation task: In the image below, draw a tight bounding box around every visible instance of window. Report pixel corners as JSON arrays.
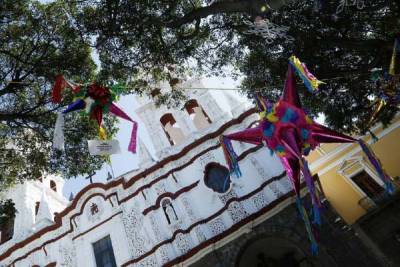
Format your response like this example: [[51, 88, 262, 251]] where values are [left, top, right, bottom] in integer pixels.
[[35, 201, 40, 215], [338, 157, 385, 201], [204, 163, 231, 194], [161, 198, 178, 224], [184, 99, 211, 130], [0, 216, 14, 244], [351, 170, 384, 199], [50, 180, 57, 192], [93, 236, 117, 267], [160, 113, 185, 145]]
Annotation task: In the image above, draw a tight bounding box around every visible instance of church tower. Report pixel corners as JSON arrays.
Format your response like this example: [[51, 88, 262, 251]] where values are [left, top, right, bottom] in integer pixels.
[[0, 175, 68, 245], [134, 79, 248, 159]]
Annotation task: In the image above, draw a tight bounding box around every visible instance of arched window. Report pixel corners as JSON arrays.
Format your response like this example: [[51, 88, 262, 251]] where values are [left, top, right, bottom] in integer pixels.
[[204, 163, 231, 194], [160, 113, 185, 145], [184, 99, 211, 130], [50, 180, 57, 192], [35, 201, 40, 215], [161, 198, 178, 224]]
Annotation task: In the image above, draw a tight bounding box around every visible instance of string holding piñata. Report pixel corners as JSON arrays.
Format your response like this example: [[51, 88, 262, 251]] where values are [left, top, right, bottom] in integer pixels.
[[51, 75, 138, 154], [220, 55, 395, 254]]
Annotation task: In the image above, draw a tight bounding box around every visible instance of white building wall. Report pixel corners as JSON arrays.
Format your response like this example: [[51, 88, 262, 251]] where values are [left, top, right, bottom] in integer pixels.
[[0, 175, 68, 250], [0, 87, 293, 267]]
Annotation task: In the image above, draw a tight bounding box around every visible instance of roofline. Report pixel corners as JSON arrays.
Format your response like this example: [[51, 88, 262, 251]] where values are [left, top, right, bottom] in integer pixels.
[[0, 108, 257, 262]]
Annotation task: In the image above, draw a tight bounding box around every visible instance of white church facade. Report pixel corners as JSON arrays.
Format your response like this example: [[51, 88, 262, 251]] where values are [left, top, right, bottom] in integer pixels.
[[0, 81, 381, 267]]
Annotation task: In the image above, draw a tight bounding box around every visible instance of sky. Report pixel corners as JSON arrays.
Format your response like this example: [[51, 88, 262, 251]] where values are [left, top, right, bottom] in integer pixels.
[[62, 76, 246, 198]]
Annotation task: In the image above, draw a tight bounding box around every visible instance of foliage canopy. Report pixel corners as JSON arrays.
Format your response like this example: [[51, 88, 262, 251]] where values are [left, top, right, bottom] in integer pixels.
[[0, 0, 399, 192], [71, 0, 399, 132], [0, 0, 117, 191]]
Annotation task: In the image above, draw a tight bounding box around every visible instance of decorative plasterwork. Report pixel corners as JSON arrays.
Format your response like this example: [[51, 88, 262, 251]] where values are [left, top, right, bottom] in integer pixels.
[[85, 200, 104, 224]]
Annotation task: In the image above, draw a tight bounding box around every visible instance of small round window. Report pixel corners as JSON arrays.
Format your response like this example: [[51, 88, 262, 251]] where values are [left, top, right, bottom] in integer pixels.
[[204, 163, 231, 194]]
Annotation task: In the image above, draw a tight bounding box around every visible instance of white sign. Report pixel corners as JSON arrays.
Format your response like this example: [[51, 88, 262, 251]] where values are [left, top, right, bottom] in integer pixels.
[[87, 140, 121, 155]]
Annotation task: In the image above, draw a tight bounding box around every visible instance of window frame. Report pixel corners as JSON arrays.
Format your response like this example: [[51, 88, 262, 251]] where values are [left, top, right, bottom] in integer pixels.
[[184, 99, 212, 128], [338, 157, 385, 199], [161, 198, 180, 225], [160, 113, 185, 145], [203, 162, 232, 195], [91, 235, 118, 267], [349, 170, 384, 199]]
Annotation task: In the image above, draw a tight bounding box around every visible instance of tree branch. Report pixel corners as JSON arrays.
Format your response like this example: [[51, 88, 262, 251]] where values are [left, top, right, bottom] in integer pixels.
[[149, 0, 269, 28]]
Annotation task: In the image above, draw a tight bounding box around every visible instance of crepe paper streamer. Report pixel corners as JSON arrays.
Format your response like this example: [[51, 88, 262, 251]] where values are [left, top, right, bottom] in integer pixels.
[[84, 97, 96, 114], [109, 103, 138, 153], [53, 113, 65, 150], [110, 83, 126, 98], [255, 95, 267, 112], [301, 159, 321, 226], [219, 55, 394, 253], [52, 99, 87, 151], [296, 197, 319, 255], [64, 99, 86, 113], [368, 130, 379, 143], [220, 136, 241, 178], [99, 126, 107, 140], [52, 75, 80, 103], [389, 38, 400, 76], [358, 140, 394, 194], [368, 99, 386, 126], [255, 94, 273, 114], [222, 172, 231, 193], [289, 55, 325, 92]]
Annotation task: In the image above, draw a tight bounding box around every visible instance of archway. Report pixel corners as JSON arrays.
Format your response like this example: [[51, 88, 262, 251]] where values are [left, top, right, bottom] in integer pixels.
[[235, 236, 313, 267], [160, 113, 185, 145], [184, 99, 211, 130]]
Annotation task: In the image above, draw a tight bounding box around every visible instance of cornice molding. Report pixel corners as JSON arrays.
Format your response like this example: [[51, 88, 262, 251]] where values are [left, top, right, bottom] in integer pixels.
[[0, 109, 257, 264]]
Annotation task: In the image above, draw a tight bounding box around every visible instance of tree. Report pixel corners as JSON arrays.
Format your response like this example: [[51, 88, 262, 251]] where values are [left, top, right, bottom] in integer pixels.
[[0, 0, 118, 191], [71, 0, 399, 132], [1, 0, 399, 192], [238, 0, 400, 132], [68, 0, 286, 106]]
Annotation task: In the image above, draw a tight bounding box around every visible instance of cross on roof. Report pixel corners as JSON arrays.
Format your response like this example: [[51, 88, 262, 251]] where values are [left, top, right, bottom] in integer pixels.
[[85, 172, 96, 184]]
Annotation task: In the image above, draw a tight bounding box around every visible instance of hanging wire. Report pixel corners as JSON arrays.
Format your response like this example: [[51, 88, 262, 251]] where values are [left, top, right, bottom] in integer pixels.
[[179, 87, 241, 91], [4, 80, 243, 91]]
